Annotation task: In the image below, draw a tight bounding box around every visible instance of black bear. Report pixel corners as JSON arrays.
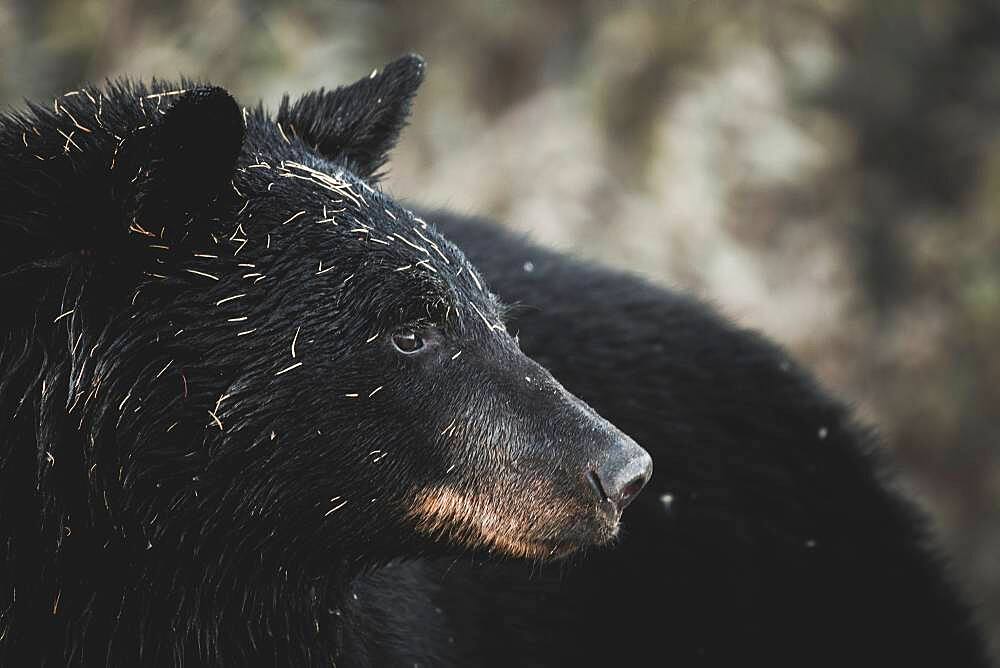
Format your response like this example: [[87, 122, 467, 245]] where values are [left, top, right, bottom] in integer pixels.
[[0, 56, 651, 665], [0, 55, 991, 667]]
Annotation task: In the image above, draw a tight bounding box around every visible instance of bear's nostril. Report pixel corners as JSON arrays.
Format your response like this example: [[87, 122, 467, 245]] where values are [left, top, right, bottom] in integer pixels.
[[588, 470, 610, 502], [619, 475, 648, 510]]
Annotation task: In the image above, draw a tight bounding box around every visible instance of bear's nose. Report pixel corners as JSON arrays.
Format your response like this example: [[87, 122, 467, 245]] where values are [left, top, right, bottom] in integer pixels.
[[587, 437, 652, 512]]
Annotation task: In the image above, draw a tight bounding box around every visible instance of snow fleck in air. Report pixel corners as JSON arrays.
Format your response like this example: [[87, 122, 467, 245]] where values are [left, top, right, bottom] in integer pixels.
[[818, 426, 828, 440], [523, 261, 534, 272], [660, 493, 674, 510]]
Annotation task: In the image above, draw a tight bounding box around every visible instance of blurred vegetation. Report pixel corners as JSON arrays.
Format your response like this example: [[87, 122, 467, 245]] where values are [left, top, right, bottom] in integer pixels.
[[2, 0, 999, 655]]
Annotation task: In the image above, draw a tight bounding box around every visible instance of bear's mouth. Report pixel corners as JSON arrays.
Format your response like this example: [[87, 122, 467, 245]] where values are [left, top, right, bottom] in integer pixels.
[[510, 514, 621, 560], [516, 539, 581, 560]]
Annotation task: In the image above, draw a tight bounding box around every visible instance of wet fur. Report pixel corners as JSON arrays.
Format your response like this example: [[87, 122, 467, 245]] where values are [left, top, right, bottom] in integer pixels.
[[0, 63, 579, 664]]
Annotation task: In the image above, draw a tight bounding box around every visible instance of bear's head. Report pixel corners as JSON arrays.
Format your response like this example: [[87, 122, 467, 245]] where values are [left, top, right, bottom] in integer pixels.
[[2, 56, 651, 582]]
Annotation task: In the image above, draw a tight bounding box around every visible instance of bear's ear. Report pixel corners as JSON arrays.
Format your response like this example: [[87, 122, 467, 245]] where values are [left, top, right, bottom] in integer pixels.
[[118, 86, 245, 243], [276, 54, 426, 181]]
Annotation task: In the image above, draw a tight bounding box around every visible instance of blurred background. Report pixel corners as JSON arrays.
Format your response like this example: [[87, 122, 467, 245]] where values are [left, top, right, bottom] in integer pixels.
[[2, 0, 998, 654]]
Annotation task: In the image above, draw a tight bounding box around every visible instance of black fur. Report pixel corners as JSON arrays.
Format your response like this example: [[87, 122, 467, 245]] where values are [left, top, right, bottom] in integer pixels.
[[0, 54, 991, 667], [0, 57, 645, 665]]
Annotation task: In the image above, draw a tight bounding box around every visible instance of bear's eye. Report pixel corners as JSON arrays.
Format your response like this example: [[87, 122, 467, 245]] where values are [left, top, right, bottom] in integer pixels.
[[391, 330, 425, 354]]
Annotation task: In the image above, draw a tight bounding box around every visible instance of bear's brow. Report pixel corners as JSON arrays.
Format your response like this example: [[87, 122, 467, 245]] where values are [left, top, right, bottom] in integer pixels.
[[236, 144, 495, 293]]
